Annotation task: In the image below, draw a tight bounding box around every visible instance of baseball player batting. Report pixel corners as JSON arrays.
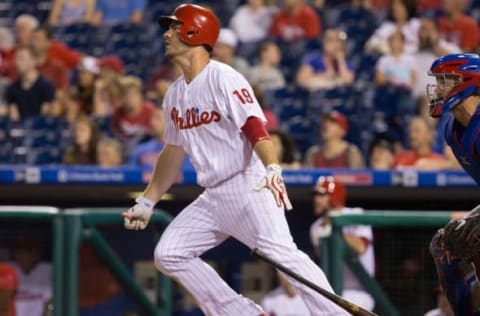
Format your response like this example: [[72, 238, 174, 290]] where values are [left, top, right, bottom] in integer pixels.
[[427, 53, 480, 315], [122, 4, 347, 316]]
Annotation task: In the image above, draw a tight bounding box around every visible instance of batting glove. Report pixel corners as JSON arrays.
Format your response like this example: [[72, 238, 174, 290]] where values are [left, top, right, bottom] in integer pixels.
[[255, 164, 293, 211], [122, 196, 155, 230]]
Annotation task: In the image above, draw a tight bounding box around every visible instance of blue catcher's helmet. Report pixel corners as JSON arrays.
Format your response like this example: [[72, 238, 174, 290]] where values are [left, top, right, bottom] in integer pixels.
[[427, 53, 480, 117]]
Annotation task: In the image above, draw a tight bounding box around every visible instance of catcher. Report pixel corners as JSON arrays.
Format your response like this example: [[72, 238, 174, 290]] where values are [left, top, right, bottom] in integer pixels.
[[427, 53, 480, 315]]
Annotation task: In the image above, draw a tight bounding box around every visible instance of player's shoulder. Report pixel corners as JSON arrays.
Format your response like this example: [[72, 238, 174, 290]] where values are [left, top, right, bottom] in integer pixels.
[[209, 60, 244, 80]]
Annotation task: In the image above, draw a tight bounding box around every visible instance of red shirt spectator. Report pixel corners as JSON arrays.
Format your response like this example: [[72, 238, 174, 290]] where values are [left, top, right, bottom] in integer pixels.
[[0, 263, 18, 316], [31, 26, 82, 74], [393, 116, 446, 169], [270, 0, 321, 42], [393, 150, 444, 168], [0, 48, 15, 79], [37, 55, 69, 90], [437, 0, 479, 52], [112, 76, 155, 143], [48, 40, 82, 70], [112, 101, 155, 139], [0, 27, 15, 79]]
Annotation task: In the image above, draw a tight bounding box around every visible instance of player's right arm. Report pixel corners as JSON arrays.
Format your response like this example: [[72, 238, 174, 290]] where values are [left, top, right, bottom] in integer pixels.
[[123, 144, 185, 230]]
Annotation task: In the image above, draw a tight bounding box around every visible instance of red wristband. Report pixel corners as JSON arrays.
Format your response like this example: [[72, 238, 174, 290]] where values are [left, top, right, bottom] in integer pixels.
[[241, 116, 270, 146]]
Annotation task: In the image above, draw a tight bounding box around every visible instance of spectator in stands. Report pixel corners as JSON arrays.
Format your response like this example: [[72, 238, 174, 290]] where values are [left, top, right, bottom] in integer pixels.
[[96, 137, 123, 167], [437, 0, 479, 53], [32, 25, 82, 70], [93, 55, 124, 117], [31, 26, 70, 91], [304, 111, 365, 168], [63, 116, 100, 165], [212, 29, 250, 78], [129, 106, 194, 170], [0, 27, 15, 80], [10, 237, 52, 316], [261, 271, 310, 316], [0, 263, 17, 316], [365, 0, 420, 54], [146, 61, 181, 105], [71, 56, 99, 115], [310, 176, 375, 311], [129, 106, 165, 168], [249, 41, 285, 93], [368, 136, 396, 169], [269, 129, 301, 169], [393, 116, 446, 168], [92, 0, 146, 25], [374, 30, 417, 90], [412, 17, 460, 103], [14, 15, 38, 49], [296, 29, 354, 91], [5, 47, 55, 121], [48, 0, 96, 26], [112, 76, 155, 151], [229, 0, 276, 45], [270, 0, 321, 43], [0, 15, 39, 80]]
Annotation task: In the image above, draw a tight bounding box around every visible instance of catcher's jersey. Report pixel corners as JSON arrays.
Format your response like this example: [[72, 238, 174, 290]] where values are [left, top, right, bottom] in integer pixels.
[[445, 108, 480, 185], [162, 60, 266, 188]]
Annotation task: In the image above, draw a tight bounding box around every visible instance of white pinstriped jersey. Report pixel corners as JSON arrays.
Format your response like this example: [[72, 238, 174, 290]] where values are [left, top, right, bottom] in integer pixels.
[[162, 60, 267, 188]]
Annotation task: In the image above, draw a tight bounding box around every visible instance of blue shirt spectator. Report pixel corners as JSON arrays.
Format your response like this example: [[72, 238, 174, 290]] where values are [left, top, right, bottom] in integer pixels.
[[296, 29, 354, 91], [94, 0, 146, 25], [301, 52, 354, 74]]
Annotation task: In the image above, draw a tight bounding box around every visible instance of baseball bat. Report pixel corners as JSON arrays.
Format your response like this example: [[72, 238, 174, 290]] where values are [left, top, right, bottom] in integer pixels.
[[251, 248, 378, 316]]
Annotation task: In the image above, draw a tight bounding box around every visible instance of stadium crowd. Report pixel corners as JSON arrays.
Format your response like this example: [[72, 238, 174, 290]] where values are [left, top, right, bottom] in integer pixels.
[[0, 0, 476, 172]]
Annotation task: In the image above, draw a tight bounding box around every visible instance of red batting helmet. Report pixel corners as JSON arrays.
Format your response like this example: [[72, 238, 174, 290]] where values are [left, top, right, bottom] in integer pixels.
[[158, 4, 220, 50], [313, 176, 346, 209]]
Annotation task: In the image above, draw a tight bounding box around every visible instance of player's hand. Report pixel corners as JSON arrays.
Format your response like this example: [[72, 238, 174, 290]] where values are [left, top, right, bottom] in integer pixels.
[[122, 196, 155, 230], [255, 164, 293, 211]]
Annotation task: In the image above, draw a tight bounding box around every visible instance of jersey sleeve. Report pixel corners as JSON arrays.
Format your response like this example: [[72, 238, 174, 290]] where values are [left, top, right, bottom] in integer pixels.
[[220, 72, 267, 130]]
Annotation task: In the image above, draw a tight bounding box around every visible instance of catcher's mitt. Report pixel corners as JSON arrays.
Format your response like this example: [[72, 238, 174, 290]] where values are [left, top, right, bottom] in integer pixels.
[[443, 205, 480, 261]]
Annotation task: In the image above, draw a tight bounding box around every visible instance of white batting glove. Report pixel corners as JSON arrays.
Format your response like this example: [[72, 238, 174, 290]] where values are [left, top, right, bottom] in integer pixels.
[[122, 197, 155, 230], [255, 164, 293, 211]]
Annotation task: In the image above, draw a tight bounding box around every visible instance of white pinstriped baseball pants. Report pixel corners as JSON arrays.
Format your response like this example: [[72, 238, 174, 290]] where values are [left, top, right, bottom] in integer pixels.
[[154, 169, 347, 316]]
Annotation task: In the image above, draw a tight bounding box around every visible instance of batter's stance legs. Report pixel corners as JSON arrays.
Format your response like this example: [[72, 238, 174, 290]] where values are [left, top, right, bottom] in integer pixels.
[[154, 195, 264, 316]]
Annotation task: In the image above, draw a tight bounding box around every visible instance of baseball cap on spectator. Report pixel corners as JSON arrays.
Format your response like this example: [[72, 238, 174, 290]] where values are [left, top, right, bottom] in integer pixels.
[[0, 263, 17, 290], [217, 28, 238, 48], [98, 55, 124, 74], [322, 111, 348, 133], [78, 56, 99, 75]]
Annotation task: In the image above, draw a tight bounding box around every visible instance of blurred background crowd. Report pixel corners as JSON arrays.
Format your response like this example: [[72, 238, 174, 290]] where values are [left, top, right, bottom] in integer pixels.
[[0, 0, 477, 171]]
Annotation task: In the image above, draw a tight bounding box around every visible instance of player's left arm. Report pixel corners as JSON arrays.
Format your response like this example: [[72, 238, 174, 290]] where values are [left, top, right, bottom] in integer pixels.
[[220, 73, 292, 210], [244, 119, 293, 211]]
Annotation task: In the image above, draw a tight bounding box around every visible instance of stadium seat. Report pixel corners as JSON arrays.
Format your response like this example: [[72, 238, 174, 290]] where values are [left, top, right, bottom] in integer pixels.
[[27, 146, 63, 165]]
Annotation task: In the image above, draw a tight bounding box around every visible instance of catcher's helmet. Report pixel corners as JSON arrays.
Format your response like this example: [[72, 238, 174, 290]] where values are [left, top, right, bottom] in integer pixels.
[[313, 176, 346, 209], [158, 4, 220, 50], [427, 53, 480, 117]]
